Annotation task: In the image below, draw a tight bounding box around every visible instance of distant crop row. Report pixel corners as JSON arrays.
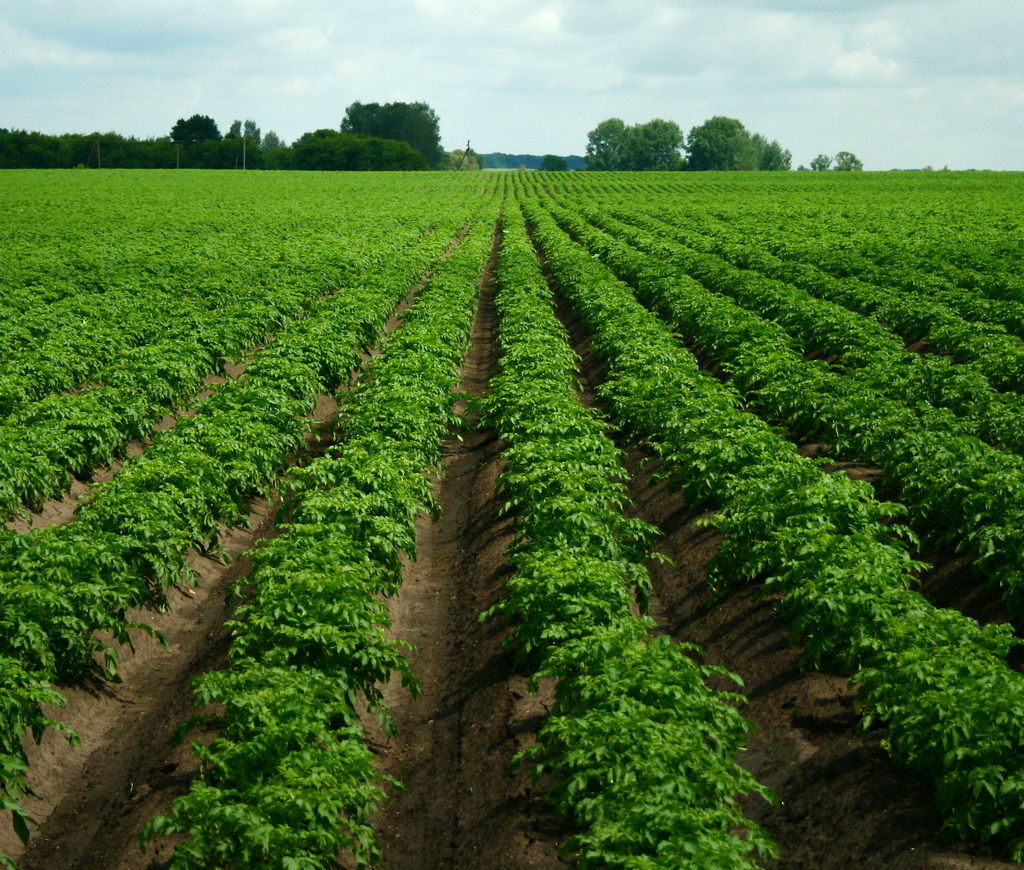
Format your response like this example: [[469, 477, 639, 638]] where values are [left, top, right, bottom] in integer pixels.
[[143, 207, 499, 869]]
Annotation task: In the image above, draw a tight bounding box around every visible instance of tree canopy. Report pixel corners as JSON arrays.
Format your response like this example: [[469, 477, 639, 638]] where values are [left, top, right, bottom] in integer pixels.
[[808, 151, 864, 171], [290, 129, 428, 171], [685, 116, 757, 170], [683, 117, 789, 171], [585, 118, 684, 171], [170, 114, 221, 145], [833, 150, 864, 171], [751, 133, 793, 171], [441, 148, 482, 171], [341, 101, 444, 168], [226, 120, 262, 148], [539, 154, 569, 171], [585, 115, 790, 172]]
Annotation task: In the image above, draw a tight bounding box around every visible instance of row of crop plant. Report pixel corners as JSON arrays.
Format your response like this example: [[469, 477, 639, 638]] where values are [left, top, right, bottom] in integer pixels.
[[538, 197, 1024, 615], [681, 204, 1024, 329], [0, 183, 475, 522], [597, 199, 1024, 391], [141, 208, 499, 869], [555, 197, 1024, 459], [551, 170, 1024, 303], [0, 207, 473, 866], [480, 203, 778, 868], [0, 172, 474, 416], [0, 215, 446, 520], [521, 194, 1024, 861]]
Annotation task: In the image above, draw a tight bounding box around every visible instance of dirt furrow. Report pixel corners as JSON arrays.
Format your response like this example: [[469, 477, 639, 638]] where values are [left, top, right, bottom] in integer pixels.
[[369, 230, 566, 869], [547, 274, 1014, 869], [0, 273, 435, 869]]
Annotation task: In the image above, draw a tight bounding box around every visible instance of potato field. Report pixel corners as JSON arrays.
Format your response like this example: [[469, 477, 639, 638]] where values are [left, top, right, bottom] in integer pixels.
[[2, 168, 1024, 869]]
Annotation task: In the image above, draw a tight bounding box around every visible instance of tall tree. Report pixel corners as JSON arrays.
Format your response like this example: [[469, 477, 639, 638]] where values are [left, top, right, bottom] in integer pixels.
[[586, 118, 683, 171], [833, 150, 864, 171], [810, 153, 832, 171], [622, 119, 685, 170], [291, 128, 428, 171], [170, 114, 221, 144], [585, 118, 628, 170], [684, 116, 758, 171], [226, 120, 261, 147], [261, 130, 286, 152], [751, 134, 792, 171], [243, 120, 261, 148], [539, 154, 569, 171], [341, 101, 444, 168]]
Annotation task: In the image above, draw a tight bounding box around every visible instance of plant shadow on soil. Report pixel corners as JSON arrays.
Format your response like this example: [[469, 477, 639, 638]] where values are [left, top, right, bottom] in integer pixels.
[[551, 283, 1019, 870], [3, 235, 1022, 869]]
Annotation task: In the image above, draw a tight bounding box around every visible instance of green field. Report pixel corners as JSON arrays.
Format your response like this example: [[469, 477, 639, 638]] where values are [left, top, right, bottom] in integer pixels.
[[2, 169, 1024, 869]]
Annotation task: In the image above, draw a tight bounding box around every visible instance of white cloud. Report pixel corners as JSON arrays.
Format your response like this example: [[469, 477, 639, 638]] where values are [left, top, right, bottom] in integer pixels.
[[829, 48, 901, 82], [0, 21, 102, 68], [520, 6, 564, 39], [0, 0, 1022, 167]]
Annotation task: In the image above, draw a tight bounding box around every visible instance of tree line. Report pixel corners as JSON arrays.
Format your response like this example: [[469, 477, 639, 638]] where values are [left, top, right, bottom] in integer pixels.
[[585, 115, 862, 172], [0, 102, 446, 171]]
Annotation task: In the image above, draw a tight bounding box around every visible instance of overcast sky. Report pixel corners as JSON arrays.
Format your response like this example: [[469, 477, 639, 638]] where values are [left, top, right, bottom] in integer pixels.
[[1, 0, 1021, 169]]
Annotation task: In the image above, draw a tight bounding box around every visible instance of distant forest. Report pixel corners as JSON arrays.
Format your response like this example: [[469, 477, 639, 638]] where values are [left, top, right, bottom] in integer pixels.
[[0, 130, 587, 172], [0, 103, 449, 171], [482, 153, 586, 170]]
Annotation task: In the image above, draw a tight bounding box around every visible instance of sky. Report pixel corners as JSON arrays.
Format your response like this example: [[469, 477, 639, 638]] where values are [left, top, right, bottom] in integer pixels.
[[1, 0, 1022, 170]]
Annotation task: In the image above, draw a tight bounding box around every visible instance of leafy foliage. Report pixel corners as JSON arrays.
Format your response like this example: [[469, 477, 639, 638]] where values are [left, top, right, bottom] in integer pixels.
[[143, 205, 500, 868], [341, 101, 445, 168], [520, 186, 1024, 860], [585, 118, 685, 171], [481, 204, 777, 867], [0, 174, 482, 861]]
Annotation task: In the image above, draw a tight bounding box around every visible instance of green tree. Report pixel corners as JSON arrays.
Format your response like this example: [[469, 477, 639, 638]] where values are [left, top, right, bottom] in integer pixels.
[[810, 153, 832, 171], [442, 148, 482, 170], [341, 101, 444, 168], [261, 130, 286, 152], [585, 118, 628, 170], [622, 119, 684, 170], [243, 120, 261, 148], [833, 150, 864, 171], [227, 120, 261, 148], [170, 114, 221, 144], [291, 128, 428, 171], [539, 154, 569, 171], [586, 118, 683, 171], [685, 116, 758, 171], [752, 134, 792, 171]]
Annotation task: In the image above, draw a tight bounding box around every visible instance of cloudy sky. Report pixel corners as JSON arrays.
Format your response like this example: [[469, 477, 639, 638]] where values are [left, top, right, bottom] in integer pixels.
[[1, 0, 1021, 169]]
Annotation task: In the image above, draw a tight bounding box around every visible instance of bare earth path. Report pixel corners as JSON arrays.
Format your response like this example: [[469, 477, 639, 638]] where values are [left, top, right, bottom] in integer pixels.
[[368, 229, 566, 869]]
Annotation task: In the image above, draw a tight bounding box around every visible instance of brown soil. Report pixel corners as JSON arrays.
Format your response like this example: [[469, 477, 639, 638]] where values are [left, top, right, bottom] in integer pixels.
[[1, 502, 273, 869], [365, 233, 567, 868], [554, 291, 1017, 870], [2, 224, 1021, 870], [3, 361, 250, 535], [0, 394, 341, 870]]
